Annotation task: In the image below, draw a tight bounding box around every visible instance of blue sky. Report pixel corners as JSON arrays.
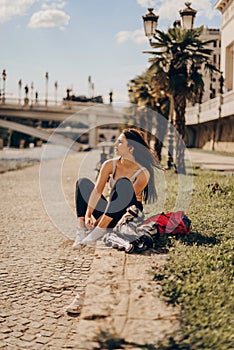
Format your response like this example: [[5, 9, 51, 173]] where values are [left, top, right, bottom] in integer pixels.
[[1, 0, 221, 103]]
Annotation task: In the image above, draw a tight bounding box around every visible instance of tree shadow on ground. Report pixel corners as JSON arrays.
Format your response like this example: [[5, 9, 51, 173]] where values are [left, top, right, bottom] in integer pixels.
[[151, 230, 220, 251], [93, 330, 189, 350], [135, 230, 221, 257], [174, 231, 221, 246]]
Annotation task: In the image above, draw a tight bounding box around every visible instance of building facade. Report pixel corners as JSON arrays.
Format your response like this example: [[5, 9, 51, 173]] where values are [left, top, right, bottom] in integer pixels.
[[216, 0, 234, 92], [185, 0, 234, 152], [200, 27, 221, 102]]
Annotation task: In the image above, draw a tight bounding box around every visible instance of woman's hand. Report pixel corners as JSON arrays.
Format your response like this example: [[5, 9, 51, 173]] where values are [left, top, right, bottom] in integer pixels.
[[85, 214, 95, 230]]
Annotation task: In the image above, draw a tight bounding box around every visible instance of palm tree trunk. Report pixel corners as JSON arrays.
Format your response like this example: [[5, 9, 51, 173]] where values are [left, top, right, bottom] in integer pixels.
[[173, 93, 186, 174]]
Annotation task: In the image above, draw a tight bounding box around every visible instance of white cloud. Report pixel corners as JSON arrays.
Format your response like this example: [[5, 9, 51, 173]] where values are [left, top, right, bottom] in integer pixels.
[[0, 0, 36, 23], [136, 0, 155, 8], [41, 1, 66, 10], [116, 29, 147, 44], [28, 9, 70, 29]]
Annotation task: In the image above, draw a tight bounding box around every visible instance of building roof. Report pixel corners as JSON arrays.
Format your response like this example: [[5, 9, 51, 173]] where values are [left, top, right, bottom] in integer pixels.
[[215, 0, 231, 13]]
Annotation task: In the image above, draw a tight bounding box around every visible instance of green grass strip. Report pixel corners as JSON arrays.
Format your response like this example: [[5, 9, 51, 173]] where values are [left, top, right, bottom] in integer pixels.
[[150, 168, 233, 350]]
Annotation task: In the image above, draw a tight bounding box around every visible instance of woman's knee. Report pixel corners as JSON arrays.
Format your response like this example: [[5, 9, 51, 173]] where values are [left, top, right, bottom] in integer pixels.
[[114, 177, 133, 192], [76, 177, 94, 189], [114, 177, 132, 187]]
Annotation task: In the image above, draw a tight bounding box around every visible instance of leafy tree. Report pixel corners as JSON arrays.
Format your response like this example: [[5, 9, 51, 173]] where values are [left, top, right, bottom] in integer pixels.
[[128, 72, 170, 161], [145, 25, 217, 173]]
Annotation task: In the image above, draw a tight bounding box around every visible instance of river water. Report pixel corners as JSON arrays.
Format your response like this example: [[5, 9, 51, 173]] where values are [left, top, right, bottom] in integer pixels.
[[0, 144, 76, 173]]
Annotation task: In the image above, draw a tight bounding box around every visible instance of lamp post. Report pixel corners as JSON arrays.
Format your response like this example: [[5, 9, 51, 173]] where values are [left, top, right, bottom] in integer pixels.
[[142, 3, 196, 169], [31, 82, 34, 107], [128, 86, 138, 126], [212, 71, 224, 150], [54, 81, 58, 105], [2, 69, 7, 104], [92, 82, 95, 99], [18, 79, 22, 104], [45, 72, 49, 106]]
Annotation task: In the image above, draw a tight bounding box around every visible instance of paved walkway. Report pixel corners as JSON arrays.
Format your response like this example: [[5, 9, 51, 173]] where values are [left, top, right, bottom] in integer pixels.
[[0, 146, 233, 349], [187, 149, 234, 172], [0, 151, 96, 349]]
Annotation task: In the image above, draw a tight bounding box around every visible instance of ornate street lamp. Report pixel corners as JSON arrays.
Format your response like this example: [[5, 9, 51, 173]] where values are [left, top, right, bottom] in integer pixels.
[[142, 3, 197, 170], [179, 2, 197, 30], [2, 69, 7, 104], [45, 72, 49, 106], [142, 8, 158, 41], [143, 3, 196, 39]]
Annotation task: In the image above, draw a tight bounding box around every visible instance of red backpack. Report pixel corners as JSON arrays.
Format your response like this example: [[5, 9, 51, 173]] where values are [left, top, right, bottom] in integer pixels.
[[141, 211, 191, 235]]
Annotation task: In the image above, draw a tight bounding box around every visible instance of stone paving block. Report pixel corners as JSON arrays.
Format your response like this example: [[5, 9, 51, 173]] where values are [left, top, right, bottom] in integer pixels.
[[111, 315, 127, 334], [12, 340, 33, 348], [20, 334, 36, 342], [47, 338, 66, 347], [7, 331, 23, 339], [124, 262, 154, 281], [29, 321, 44, 329], [35, 335, 51, 344], [114, 294, 129, 317], [121, 318, 178, 345], [0, 327, 11, 334], [81, 285, 113, 319], [128, 280, 179, 320], [76, 319, 105, 347], [5, 345, 19, 350]]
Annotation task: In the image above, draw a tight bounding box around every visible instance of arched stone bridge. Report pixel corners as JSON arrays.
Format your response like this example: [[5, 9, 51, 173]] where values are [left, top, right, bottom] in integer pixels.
[[0, 102, 126, 148]]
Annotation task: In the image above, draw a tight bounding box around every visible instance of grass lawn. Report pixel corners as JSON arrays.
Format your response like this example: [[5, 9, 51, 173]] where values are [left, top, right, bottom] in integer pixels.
[[148, 166, 233, 350]]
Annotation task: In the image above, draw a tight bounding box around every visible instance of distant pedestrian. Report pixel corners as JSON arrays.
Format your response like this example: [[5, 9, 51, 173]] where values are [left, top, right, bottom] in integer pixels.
[[109, 90, 113, 104], [35, 91, 38, 104], [24, 85, 29, 98]]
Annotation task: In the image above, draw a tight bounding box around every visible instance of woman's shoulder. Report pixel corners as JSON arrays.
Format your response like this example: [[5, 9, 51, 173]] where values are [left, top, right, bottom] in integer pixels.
[[103, 157, 120, 166], [100, 157, 120, 173]]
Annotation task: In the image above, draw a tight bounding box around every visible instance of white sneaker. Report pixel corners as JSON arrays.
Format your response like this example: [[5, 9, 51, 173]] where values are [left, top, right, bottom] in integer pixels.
[[66, 293, 84, 314], [82, 227, 106, 246], [72, 228, 88, 248]]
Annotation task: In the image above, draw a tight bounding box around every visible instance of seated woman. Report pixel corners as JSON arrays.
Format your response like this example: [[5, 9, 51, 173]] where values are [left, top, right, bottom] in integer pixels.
[[73, 128, 161, 247]]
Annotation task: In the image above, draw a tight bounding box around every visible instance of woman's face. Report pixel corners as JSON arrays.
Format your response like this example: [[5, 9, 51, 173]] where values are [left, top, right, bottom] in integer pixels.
[[114, 133, 132, 157]]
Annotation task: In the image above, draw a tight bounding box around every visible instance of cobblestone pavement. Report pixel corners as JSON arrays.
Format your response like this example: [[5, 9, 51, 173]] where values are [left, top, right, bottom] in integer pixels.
[[0, 151, 97, 349], [4, 145, 231, 349]]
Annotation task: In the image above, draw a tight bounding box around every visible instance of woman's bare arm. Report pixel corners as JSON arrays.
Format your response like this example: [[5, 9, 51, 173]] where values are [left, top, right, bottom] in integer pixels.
[[85, 159, 112, 218]]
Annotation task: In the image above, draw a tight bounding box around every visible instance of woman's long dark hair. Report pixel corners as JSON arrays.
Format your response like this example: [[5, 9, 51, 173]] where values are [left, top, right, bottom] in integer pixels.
[[122, 128, 162, 203]]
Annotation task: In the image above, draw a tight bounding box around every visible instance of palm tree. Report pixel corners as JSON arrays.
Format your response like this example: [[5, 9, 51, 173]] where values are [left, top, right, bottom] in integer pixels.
[[128, 73, 153, 135], [145, 25, 217, 173], [128, 72, 170, 161]]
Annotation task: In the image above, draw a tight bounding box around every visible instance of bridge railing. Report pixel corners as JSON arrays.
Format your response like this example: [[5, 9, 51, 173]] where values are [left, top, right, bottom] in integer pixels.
[[0, 96, 100, 111], [0, 96, 64, 107]]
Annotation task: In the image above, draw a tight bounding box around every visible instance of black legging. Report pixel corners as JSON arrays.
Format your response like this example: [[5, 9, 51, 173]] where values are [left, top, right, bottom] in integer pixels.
[[75, 177, 143, 228]]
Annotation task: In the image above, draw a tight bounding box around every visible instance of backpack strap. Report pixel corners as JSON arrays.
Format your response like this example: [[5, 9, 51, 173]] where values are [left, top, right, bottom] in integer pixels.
[[130, 167, 146, 182], [112, 158, 117, 176]]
